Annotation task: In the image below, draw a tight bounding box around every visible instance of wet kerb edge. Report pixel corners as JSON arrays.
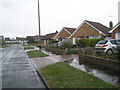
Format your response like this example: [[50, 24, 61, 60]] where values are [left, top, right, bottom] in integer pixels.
[[2, 88, 47, 90], [2, 88, 119, 90]]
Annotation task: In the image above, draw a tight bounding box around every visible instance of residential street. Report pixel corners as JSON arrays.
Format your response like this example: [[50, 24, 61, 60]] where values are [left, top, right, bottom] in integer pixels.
[[1, 44, 46, 88]]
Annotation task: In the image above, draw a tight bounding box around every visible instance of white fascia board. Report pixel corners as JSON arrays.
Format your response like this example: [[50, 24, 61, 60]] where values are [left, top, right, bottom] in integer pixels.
[[64, 28, 72, 35]]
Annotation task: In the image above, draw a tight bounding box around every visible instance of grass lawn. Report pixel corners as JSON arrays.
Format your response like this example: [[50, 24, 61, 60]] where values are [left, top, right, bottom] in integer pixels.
[[24, 46, 34, 50], [40, 62, 117, 88], [22, 44, 28, 47], [26, 50, 48, 58]]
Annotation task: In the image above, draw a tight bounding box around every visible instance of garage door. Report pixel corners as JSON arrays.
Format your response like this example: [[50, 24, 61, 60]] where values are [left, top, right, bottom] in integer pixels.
[[115, 33, 120, 39]]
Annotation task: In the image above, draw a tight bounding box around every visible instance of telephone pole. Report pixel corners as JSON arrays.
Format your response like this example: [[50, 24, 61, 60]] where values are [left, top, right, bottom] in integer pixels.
[[38, 0, 41, 43]]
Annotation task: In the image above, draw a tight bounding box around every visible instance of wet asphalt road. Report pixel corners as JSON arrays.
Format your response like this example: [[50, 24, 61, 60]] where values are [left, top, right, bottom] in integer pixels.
[[2, 44, 46, 88]]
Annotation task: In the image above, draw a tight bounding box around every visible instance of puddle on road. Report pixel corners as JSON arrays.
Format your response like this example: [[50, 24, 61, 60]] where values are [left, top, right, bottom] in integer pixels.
[[66, 59, 120, 87]]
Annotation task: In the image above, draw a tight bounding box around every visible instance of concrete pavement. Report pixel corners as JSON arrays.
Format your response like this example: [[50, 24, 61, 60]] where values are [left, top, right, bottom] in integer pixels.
[[2, 44, 47, 88]]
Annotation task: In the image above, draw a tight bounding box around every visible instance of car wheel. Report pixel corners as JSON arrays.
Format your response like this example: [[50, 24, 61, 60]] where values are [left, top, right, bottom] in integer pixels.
[[107, 49, 113, 55]]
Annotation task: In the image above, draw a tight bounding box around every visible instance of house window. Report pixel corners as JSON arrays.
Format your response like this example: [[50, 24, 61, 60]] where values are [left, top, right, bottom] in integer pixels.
[[89, 36, 101, 39]]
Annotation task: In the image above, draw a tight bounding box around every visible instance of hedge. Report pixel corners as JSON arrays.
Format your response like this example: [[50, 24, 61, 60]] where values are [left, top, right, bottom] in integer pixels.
[[76, 38, 103, 47]]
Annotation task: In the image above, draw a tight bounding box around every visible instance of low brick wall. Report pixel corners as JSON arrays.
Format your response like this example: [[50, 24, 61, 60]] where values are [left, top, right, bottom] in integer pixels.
[[79, 54, 120, 71]]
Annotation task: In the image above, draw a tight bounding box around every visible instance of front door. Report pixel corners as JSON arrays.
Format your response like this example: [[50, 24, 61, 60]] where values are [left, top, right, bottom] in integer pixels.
[[73, 38, 76, 45]]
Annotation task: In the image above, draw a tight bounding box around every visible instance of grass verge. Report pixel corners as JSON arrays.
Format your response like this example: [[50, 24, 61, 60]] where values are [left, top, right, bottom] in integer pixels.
[[0, 44, 9, 48], [40, 62, 117, 88], [22, 44, 28, 47], [26, 50, 48, 58]]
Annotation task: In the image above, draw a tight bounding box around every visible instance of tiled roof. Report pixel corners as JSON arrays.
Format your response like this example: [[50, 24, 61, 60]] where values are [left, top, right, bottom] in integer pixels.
[[64, 27, 76, 34], [16, 37, 26, 40], [43, 32, 58, 40], [85, 20, 110, 34], [5, 38, 10, 40]]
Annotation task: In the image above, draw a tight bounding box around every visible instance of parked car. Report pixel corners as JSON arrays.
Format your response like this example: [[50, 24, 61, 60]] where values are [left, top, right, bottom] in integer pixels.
[[95, 39, 120, 54], [57, 41, 64, 47]]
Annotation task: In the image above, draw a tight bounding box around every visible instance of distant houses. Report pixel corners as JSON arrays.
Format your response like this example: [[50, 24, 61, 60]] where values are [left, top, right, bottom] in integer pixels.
[[27, 31, 58, 45], [5, 37, 27, 44]]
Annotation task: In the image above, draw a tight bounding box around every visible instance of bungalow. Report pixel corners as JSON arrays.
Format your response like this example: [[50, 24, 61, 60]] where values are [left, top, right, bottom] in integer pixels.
[[54, 27, 76, 42], [27, 31, 58, 45], [109, 22, 120, 39], [70, 20, 110, 44], [42, 31, 58, 44]]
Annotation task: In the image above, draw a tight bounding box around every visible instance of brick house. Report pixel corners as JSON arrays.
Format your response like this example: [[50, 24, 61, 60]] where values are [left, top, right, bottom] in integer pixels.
[[70, 20, 110, 44], [109, 22, 120, 39], [54, 27, 76, 42]]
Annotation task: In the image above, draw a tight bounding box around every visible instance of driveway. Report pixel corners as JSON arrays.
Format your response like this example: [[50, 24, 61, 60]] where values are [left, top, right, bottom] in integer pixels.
[[31, 50, 79, 70], [2, 44, 47, 88]]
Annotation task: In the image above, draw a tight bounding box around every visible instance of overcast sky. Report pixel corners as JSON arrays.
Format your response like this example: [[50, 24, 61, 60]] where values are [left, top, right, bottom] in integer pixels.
[[0, 0, 119, 38]]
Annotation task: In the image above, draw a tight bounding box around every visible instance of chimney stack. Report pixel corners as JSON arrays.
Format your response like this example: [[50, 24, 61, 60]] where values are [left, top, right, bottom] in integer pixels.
[[109, 21, 113, 29]]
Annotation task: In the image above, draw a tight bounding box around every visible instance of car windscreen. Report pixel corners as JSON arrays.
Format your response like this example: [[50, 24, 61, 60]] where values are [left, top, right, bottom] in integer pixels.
[[98, 40, 108, 44], [110, 40, 118, 45]]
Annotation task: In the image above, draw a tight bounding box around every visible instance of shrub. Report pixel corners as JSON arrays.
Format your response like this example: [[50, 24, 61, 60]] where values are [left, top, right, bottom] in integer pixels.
[[67, 49, 78, 54], [48, 40, 58, 44], [79, 47, 95, 55], [76, 38, 102, 48], [27, 37, 37, 44], [60, 41, 72, 49], [45, 47, 65, 55], [76, 39, 86, 48], [117, 46, 120, 60]]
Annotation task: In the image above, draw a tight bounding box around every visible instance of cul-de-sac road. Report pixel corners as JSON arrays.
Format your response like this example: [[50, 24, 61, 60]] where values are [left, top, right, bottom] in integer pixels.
[[1, 44, 47, 88]]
